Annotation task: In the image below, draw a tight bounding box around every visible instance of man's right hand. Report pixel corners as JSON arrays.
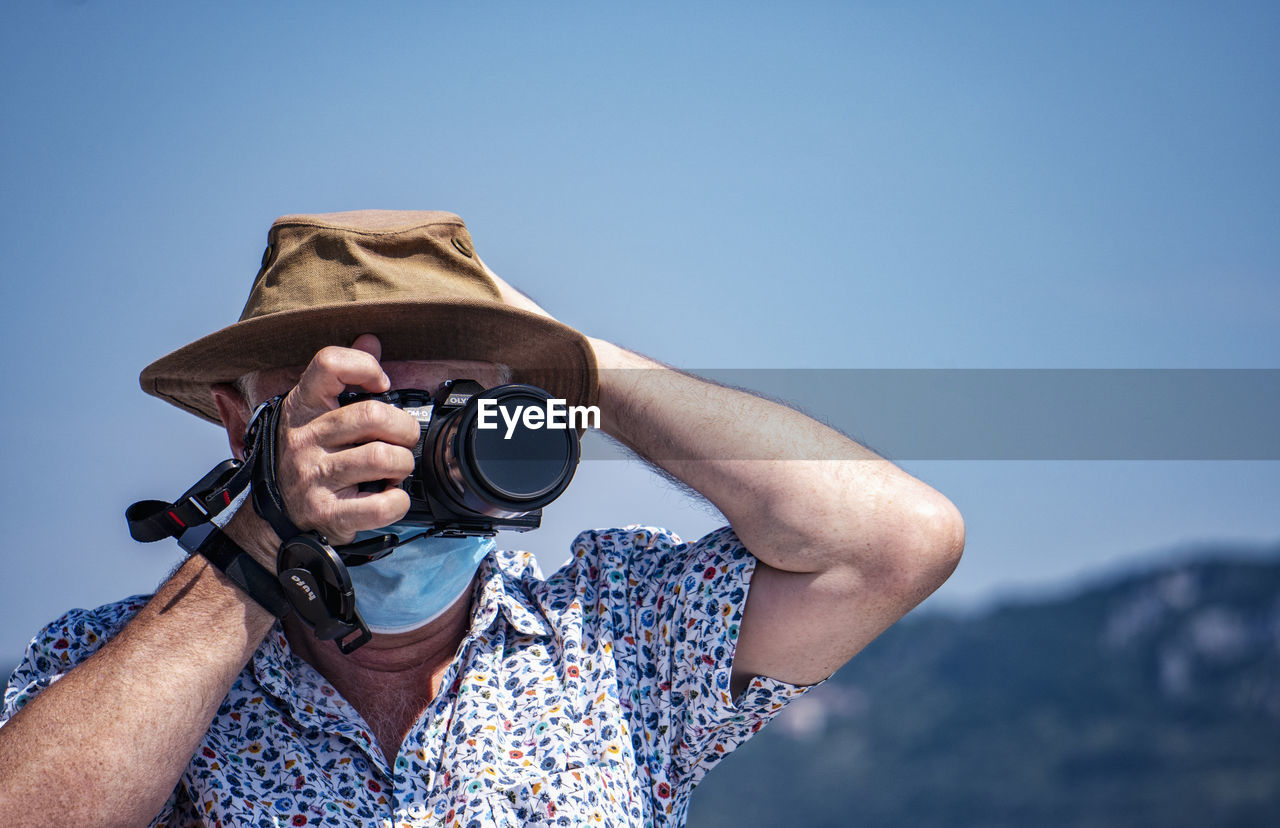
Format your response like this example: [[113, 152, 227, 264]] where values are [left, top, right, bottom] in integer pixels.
[[271, 334, 420, 546], [219, 334, 421, 565]]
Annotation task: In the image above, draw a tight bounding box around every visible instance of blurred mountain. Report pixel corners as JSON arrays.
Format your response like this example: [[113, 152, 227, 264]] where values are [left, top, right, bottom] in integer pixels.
[[690, 547, 1280, 827]]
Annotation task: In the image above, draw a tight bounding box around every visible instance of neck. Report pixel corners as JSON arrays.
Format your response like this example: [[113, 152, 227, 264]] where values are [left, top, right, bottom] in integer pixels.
[[281, 581, 476, 763], [284, 582, 474, 683]]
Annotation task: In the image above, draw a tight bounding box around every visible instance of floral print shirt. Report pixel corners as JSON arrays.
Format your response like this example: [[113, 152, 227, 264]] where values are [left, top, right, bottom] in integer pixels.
[[3, 526, 816, 826]]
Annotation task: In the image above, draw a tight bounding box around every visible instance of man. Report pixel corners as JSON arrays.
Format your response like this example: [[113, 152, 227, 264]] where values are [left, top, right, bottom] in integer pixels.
[[0, 211, 963, 826]]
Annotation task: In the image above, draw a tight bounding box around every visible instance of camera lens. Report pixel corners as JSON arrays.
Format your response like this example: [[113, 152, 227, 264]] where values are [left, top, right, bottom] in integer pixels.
[[468, 391, 576, 502], [434, 384, 580, 517]]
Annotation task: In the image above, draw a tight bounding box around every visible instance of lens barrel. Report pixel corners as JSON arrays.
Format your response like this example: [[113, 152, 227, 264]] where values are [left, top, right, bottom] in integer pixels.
[[431, 384, 579, 518]]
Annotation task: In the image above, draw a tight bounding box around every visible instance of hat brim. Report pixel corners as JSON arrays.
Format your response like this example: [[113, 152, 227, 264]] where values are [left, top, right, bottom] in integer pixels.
[[140, 299, 598, 425]]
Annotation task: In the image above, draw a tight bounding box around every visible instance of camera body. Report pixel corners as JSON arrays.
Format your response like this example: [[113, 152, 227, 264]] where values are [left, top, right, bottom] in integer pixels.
[[338, 379, 580, 536]]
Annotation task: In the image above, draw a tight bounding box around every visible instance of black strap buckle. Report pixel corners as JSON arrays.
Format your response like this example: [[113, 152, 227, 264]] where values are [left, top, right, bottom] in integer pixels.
[[126, 459, 250, 543]]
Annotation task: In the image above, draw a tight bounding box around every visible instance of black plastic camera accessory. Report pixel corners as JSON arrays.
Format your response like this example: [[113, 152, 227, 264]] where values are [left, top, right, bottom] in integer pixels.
[[275, 532, 370, 652]]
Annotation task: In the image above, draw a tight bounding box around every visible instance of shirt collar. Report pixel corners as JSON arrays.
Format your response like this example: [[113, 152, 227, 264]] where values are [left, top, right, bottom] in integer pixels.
[[249, 550, 552, 715], [468, 548, 553, 639], [251, 625, 367, 733]]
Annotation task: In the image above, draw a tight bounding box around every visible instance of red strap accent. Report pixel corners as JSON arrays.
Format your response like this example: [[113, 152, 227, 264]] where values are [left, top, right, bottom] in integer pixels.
[[167, 510, 186, 529], [222, 491, 232, 506]]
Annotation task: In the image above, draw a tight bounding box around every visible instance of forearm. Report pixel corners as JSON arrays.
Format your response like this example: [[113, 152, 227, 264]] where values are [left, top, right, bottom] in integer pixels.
[[0, 552, 276, 826], [590, 338, 961, 580]]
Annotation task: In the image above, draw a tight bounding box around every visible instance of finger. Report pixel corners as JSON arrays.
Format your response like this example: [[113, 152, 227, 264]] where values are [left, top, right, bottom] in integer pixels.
[[308, 400, 421, 450], [319, 442, 417, 492], [349, 333, 382, 362], [329, 488, 412, 544], [292, 344, 390, 413]]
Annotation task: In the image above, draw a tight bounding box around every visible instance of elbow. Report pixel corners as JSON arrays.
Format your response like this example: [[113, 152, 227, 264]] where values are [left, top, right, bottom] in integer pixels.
[[924, 493, 965, 581], [874, 492, 965, 605], [748, 468, 964, 603], [907, 493, 965, 596]]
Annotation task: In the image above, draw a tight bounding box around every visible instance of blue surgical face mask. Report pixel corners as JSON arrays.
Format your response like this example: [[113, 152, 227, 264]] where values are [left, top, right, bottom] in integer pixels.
[[347, 523, 494, 635]]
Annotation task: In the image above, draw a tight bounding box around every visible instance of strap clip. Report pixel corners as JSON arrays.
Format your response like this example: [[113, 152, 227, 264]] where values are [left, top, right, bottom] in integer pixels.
[[126, 458, 250, 543]]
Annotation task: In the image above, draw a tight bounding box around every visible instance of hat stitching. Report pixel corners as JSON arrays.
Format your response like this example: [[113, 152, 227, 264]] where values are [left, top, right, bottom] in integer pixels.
[[270, 216, 467, 238]]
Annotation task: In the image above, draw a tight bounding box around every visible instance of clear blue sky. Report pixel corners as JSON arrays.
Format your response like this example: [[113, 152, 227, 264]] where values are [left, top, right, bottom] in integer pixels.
[[2, 1, 1277, 662]]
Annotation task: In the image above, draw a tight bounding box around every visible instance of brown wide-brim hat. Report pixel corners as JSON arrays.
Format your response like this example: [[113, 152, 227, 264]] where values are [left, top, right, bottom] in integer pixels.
[[141, 210, 597, 424]]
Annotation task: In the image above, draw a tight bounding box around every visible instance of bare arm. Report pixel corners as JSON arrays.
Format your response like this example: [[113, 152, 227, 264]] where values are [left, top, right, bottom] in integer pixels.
[[589, 340, 965, 694], [0, 527, 275, 826]]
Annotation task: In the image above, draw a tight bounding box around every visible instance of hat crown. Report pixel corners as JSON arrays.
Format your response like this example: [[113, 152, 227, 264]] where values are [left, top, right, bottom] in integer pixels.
[[243, 210, 500, 321]]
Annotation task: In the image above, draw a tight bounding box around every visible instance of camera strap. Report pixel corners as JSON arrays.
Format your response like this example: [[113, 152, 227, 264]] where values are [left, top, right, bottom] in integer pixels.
[[178, 523, 293, 619], [125, 396, 307, 621], [244, 395, 304, 542], [125, 458, 292, 619], [124, 394, 291, 546], [126, 459, 252, 543]]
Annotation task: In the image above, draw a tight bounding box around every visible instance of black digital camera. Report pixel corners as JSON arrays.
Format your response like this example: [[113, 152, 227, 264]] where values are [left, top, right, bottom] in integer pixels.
[[338, 380, 580, 536]]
